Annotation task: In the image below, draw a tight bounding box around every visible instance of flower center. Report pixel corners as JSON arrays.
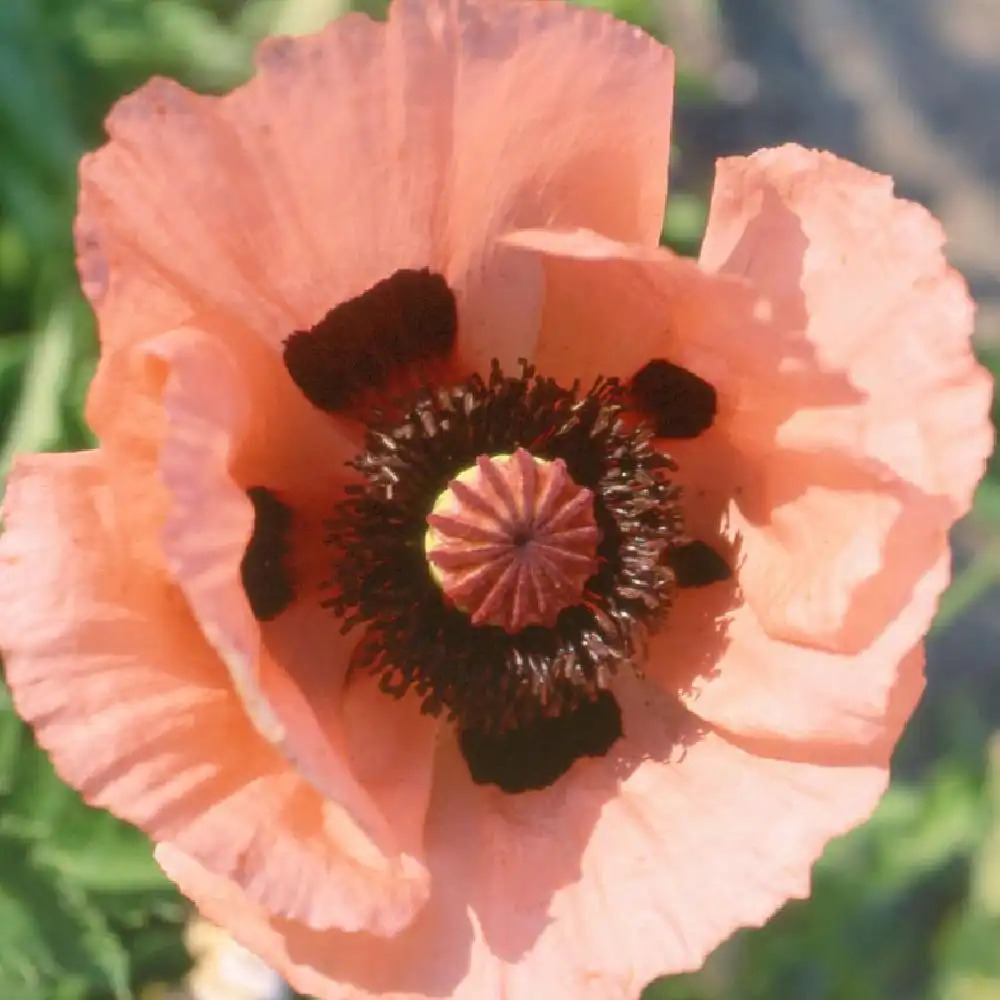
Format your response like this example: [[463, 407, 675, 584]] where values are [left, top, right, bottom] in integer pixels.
[[324, 361, 680, 732], [319, 359, 721, 792], [262, 265, 735, 795], [424, 450, 600, 633]]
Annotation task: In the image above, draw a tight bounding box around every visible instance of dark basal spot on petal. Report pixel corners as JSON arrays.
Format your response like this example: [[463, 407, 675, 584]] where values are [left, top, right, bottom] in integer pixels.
[[667, 540, 731, 588], [283, 269, 457, 412], [458, 691, 623, 794], [630, 359, 717, 438], [241, 487, 294, 621]]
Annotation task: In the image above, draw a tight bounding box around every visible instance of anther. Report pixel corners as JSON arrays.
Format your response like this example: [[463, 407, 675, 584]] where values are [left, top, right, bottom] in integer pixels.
[[240, 487, 294, 620], [666, 539, 732, 588], [630, 359, 717, 439]]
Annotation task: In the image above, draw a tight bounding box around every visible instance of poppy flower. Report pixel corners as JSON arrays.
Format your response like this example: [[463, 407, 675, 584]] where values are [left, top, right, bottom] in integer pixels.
[[0, 0, 992, 997]]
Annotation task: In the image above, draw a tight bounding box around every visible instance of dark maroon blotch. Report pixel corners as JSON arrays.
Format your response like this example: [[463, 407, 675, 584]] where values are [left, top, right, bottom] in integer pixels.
[[666, 540, 731, 588], [241, 487, 294, 621], [630, 358, 717, 438], [283, 268, 457, 412], [458, 692, 623, 793]]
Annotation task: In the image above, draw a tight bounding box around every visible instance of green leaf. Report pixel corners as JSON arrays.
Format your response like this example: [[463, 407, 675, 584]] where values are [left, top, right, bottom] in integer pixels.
[[972, 477, 1000, 528], [0, 677, 24, 796], [936, 738, 1000, 999], [0, 12, 83, 188], [242, 0, 351, 39], [574, 0, 662, 37], [0, 732, 88, 839], [0, 222, 30, 288], [0, 302, 83, 480], [662, 191, 708, 256], [145, 0, 253, 87], [42, 812, 172, 896], [0, 698, 188, 995], [933, 538, 1000, 634], [0, 724, 169, 896], [0, 827, 130, 999]]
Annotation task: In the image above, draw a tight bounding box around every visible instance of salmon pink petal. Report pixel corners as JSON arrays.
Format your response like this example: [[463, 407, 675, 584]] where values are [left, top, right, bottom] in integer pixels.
[[144, 328, 364, 793], [129, 323, 440, 927], [259, 598, 441, 878], [454, 681, 891, 995], [503, 205, 990, 747], [654, 565, 934, 756], [0, 452, 430, 935], [156, 676, 891, 999], [698, 144, 992, 644], [89, 325, 359, 784], [504, 226, 913, 643], [85, 319, 357, 576], [77, 0, 673, 373], [700, 145, 992, 505]]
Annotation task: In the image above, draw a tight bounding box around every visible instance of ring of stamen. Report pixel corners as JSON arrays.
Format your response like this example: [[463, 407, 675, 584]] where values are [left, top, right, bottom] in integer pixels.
[[324, 361, 682, 737]]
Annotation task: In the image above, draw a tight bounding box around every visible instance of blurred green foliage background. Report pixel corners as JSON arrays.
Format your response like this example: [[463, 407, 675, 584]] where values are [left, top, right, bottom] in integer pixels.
[[0, 0, 998, 998]]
